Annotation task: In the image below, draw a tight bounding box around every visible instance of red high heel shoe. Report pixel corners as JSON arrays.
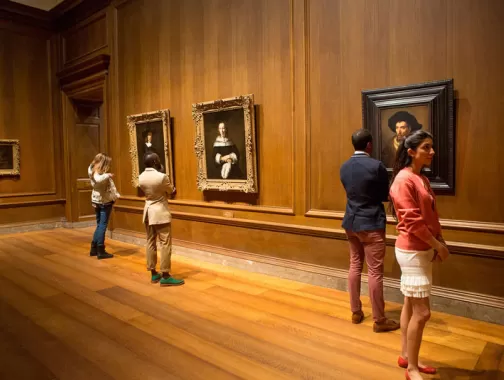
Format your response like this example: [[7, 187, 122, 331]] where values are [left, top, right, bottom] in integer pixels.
[[398, 356, 437, 374]]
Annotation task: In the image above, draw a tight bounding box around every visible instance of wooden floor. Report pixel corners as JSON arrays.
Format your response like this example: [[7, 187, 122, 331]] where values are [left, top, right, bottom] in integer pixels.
[[0, 229, 503, 380]]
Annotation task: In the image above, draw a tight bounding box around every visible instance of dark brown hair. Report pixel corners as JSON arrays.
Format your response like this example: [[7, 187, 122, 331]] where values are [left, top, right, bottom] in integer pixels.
[[388, 130, 433, 220]]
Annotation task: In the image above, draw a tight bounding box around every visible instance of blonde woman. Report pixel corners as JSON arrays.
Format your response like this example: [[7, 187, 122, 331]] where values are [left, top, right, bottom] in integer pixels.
[[88, 153, 120, 259]]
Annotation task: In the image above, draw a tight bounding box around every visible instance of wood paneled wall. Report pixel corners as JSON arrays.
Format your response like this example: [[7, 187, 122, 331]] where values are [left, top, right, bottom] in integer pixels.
[[0, 20, 65, 226], [101, 0, 504, 300], [4, 0, 504, 303]]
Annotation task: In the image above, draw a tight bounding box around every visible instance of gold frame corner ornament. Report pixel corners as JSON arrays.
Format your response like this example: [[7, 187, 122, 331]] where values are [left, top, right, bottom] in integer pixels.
[[0, 139, 20, 177], [127, 109, 174, 188], [192, 94, 258, 193]]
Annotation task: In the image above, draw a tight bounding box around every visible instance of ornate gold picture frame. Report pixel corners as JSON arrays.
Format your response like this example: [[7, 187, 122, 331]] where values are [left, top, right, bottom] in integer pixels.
[[192, 94, 258, 193], [127, 109, 174, 188], [0, 139, 20, 177]]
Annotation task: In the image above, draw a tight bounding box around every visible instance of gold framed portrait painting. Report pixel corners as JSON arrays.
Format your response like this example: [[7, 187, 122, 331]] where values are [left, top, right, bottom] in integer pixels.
[[192, 94, 258, 193], [127, 109, 174, 188], [0, 139, 20, 177]]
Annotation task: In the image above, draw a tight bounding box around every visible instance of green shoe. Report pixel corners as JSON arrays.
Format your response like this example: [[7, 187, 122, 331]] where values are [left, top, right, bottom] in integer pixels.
[[151, 273, 162, 284], [160, 276, 185, 287]]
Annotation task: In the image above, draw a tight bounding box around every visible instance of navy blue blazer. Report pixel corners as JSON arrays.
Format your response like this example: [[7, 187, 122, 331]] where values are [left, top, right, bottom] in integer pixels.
[[340, 152, 389, 232]]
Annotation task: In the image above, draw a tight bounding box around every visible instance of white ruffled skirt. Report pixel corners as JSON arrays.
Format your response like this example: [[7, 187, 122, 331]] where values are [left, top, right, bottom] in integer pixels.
[[395, 247, 434, 298]]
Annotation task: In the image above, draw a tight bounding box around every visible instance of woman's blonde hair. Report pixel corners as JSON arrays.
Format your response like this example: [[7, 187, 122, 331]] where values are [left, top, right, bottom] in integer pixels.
[[90, 153, 112, 175]]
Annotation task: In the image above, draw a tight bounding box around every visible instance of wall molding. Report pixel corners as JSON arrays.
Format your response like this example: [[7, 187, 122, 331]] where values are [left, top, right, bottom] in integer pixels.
[[113, 205, 504, 260], [62, 11, 107, 66], [118, 196, 294, 216], [110, 227, 504, 325], [0, 0, 52, 30], [0, 198, 66, 209], [0, 191, 57, 198], [306, 209, 504, 234]]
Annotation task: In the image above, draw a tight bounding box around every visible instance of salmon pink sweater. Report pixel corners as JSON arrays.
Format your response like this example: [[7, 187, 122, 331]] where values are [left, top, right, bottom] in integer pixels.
[[389, 168, 441, 251]]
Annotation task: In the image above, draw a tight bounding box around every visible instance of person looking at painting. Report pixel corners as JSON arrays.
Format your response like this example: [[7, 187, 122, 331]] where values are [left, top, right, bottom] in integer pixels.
[[88, 153, 120, 260], [340, 129, 400, 333], [213, 122, 242, 179], [382, 111, 422, 168], [389, 130, 449, 380], [138, 152, 184, 287]]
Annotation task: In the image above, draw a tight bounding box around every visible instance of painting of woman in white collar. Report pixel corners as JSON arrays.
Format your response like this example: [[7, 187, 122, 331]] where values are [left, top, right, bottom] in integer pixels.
[[203, 108, 247, 181], [137, 123, 166, 174], [212, 122, 243, 179]]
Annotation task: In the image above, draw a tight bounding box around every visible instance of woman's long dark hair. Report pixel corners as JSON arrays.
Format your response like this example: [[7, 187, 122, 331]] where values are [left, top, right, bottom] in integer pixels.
[[388, 130, 434, 220]]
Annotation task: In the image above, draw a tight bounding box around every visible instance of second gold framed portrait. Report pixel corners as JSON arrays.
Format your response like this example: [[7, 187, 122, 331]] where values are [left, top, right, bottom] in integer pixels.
[[192, 94, 258, 193]]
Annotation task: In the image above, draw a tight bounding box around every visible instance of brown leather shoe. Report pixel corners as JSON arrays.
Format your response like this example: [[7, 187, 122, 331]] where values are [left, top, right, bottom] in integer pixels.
[[373, 319, 400, 332], [352, 310, 364, 324]]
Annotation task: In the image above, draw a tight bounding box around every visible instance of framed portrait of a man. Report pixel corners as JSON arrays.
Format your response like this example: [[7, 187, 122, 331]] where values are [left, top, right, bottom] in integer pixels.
[[362, 79, 455, 194], [0, 139, 20, 177], [192, 94, 258, 193], [127, 109, 174, 188]]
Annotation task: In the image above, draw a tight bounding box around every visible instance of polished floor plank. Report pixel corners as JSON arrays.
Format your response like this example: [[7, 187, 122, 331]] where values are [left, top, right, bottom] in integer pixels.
[[1, 228, 503, 379], [36, 229, 486, 369], [0, 294, 115, 380], [101, 286, 356, 380], [0, 326, 57, 380], [0, 277, 181, 380]]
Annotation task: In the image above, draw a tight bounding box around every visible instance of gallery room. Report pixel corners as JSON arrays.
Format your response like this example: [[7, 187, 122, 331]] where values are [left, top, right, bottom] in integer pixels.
[[0, 0, 503, 379]]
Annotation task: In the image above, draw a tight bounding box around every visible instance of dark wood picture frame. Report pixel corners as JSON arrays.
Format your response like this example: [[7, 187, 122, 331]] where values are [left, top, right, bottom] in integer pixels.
[[362, 79, 455, 194]]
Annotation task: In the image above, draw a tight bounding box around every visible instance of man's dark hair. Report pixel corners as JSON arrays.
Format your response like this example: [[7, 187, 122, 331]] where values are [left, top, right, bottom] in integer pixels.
[[144, 152, 161, 170], [351, 129, 373, 151]]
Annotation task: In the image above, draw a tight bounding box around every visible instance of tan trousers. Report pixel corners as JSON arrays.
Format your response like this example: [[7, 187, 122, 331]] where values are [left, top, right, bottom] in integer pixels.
[[145, 222, 172, 273]]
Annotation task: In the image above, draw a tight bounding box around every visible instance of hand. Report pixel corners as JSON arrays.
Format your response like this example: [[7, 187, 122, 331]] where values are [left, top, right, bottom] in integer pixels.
[[172, 187, 176, 195], [220, 155, 229, 163], [108, 173, 115, 178], [435, 242, 450, 261], [226, 159, 232, 163]]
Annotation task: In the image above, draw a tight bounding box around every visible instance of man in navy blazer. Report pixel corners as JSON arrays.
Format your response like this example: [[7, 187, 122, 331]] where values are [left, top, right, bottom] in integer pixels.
[[340, 129, 399, 333]]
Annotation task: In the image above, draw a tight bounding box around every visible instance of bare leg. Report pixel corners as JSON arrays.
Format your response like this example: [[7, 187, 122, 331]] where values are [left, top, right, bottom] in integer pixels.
[[400, 296, 412, 358], [406, 297, 431, 380]]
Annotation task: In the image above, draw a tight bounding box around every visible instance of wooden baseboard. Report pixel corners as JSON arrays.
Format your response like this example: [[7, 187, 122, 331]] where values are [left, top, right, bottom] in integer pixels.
[[110, 227, 504, 324], [0, 218, 94, 234]]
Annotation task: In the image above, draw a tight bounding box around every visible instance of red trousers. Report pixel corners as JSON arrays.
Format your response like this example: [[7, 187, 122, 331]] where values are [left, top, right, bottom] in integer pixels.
[[345, 229, 386, 323]]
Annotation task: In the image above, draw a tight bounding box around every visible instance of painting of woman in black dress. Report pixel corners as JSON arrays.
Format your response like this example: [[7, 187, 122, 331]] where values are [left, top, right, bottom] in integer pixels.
[[193, 94, 258, 193], [212, 122, 243, 179], [203, 108, 247, 181]]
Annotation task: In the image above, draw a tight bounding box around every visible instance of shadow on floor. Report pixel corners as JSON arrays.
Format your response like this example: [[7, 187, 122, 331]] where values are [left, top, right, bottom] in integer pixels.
[[437, 367, 504, 379]]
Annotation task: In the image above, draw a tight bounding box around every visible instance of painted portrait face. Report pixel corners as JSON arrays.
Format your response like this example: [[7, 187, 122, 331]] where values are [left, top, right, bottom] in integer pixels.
[[395, 121, 411, 141], [218, 122, 227, 137], [146, 132, 153, 143]]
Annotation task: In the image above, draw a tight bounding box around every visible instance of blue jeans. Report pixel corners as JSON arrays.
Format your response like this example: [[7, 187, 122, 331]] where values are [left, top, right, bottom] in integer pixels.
[[92, 203, 112, 246]]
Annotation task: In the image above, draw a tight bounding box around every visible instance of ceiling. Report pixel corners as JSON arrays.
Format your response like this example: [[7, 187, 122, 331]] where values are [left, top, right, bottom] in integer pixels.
[[9, 0, 65, 11]]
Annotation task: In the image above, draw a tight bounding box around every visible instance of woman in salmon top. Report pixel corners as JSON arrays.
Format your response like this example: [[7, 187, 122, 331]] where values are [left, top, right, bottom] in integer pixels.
[[389, 130, 450, 380]]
